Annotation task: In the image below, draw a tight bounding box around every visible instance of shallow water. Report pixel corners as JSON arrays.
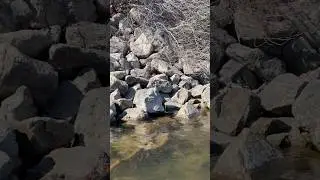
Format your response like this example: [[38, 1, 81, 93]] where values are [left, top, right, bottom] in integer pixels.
[[110, 117, 210, 180]]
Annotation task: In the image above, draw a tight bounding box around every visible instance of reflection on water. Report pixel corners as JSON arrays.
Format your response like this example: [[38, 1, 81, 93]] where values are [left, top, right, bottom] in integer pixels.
[[111, 118, 210, 180]]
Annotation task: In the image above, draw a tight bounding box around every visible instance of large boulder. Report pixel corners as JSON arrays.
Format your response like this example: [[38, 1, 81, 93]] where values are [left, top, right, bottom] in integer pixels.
[[133, 88, 164, 114], [0, 43, 58, 107]]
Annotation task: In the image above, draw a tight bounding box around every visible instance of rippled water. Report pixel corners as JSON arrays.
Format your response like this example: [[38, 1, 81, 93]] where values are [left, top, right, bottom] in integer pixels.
[[110, 117, 210, 180]]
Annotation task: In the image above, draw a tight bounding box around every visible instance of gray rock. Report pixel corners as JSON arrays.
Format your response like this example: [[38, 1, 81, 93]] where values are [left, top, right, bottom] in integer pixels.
[[147, 74, 172, 93], [130, 33, 153, 58], [110, 36, 128, 55], [250, 117, 294, 136], [201, 85, 210, 109], [10, 0, 33, 28], [27, 147, 108, 180], [74, 87, 108, 155], [211, 130, 235, 156], [119, 58, 131, 71], [181, 58, 210, 84], [267, 133, 290, 148], [125, 75, 148, 87], [175, 101, 200, 122], [259, 73, 306, 115], [164, 100, 181, 112], [0, 43, 58, 107], [120, 108, 147, 125], [178, 80, 192, 90], [190, 85, 205, 98], [130, 67, 152, 79], [110, 13, 125, 27], [126, 52, 140, 69], [65, 22, 107, 50], [14, 117, 74, 154], [110, 103, 117, 123], [72, 69, 101, 94], [110, 75, 128, 95], [170, 74, 180, 84], [260, 58, 287, 81], [212, 129, 283, 179], [110, 71, 127, 80], [0, 26, 61, 58], [133, 88, 164, 114], [110, 89, 121, 103], [150, 57, 182, 76], [45, 81, 83, 120], [49, 44, 108, 75], [171, 88, 190, 105], [0, 86, 37, 122], [125, 84, 141, 100], [213, 87, 261, 136], [115, 98, 133, 111]]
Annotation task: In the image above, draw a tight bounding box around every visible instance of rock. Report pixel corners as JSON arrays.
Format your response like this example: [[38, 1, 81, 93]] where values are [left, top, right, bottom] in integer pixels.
[[300, 67, 320, 82], [0, 26, 61, 58], [171, 88, 190, 105], [110, 36, 128, 55], [125, 75, 148, 87], [49, 44, 108, 75], [164, 100, 181, 112], [190, 85, 205, 98], [72, 69, 101, 94], [226, 43, 266, 73], [267, 133, 290, 148], [10, 0, 33, 28], [125, 84, 141, 100], [110, 13, 125, 27], [119, 58, 131, 71], [0, 86, 37, 122], [0, 121, 19, 159], [115, 98, 133, 111], [211, 0, 233, 28], [202, 85, 210, 109], [212, 129, 283, 179], [133, 88, 164, 114], [211, 27, 237, 46], [178, 80, 192, 90], [259, 57, 286, 81], [0, 43, 58, 107], [45, 81, 83, 120], [27, 147, 108, 180], [219, 59, 259, 89], [110, 71, 127, 80], [110, 89, 121, 103], [120, 108, 147, 125], [175, 101, 200, 122], [74, 88, 108, 155], [181, 58, 210, 84], [170, 74, 180, 84], [0, 150, 15, 180], [14, 117, 74, 155], [249, 117, 294, 136], [130, 66, 152, 79], [126, 52, 140, 69], [150, 57, 182, 76], [259, 73, 306, 115], [211, 130, 235, 156], [110, 103, 117, 124], [110, 75, 128, 95], [213, 87, 261, 136], [65, 22, 107, 50], [130, 33, 153, 58], [147, 74, 172, 93]]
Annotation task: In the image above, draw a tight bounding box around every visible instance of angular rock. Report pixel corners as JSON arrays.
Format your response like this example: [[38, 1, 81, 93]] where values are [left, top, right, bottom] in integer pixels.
[[190, 85, 205, 98], [211, 130, 235, 156], [170, 74, 180, 84], [72, 69, 101, 94], [250, 117, 293, 136], [202, 85, 210, 109], [110, 36, 128, 55], [150, 57, 182, 77], [130, 33, 153, 58], [14, 117, 74, 155], [110, 89, 121, 103], [259, 57, 286, 81], [45, 81, 83, 120], [66, 22, 107, 50], [74, 88, 108, 155], [213, 87, 261, 136], [171, 88, 190, 105], [259, 73, 306, 115], [27, 147, 108, 180], [49, 44, 108, 75], [0, 86, 37, 122], [125, 84, 141, 100], [147, 74, 172, 93], [164, 100, 181, 112], [120, 108, 147, 125], [181, 58, 210, 84], [175, 101, 200, 122], [115, 98, 133, 111], [0, 121, 19, 159], [125, 75, 148, 87], [126, 52, 140, 69], [267, 133, 290, 148], [0, 43, 58, 107], [0, 26, 61, 58], [110, 75, 128, 95], [133, 88, 164, 114], [110, 71, 127, 80]]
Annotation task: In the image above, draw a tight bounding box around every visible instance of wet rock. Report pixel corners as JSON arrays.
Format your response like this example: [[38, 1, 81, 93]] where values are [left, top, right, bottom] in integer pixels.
[[74, 88, 108, 155], [133, 88, 164, 114], [14, 117, 74, 155], [259, 73, 306, 115], [110, 36, 128, 55], [49, 44, 109, 75], [212, 129, 283, 179], [147, 74, 172, 93], [65, 22, 107, 50], [110, 75, 128, 95], [27, 147, 108, 180], [0, 86, 37, 122], [120, 108, 147, 125], [219, 59, 259, 89], [171, 88, 190, 105], [45, 81, 83, 120], [130, 33, 153, 58], [72, 69, 101, 94], [0, 26, 61, 58], [0, 43, 58, 107], [213, 87, 261, 136], [175, 101, 200, 121], [259, 57, 286, 82]]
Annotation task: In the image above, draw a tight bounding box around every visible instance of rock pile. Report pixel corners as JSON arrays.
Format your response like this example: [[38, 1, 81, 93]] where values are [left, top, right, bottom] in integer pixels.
[[0, 0, 108, 179], [211, 0, 320, 179]]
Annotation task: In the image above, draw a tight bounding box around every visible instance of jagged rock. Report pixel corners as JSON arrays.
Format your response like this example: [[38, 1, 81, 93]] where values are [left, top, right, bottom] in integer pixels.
[[14, 117, 74, 155], [130, 66, 152, 79], [211, 27, 237, 46], [115, 98, 133, 111], [74, 88, 108, 155], [259, 73, 306, 115], [27, 147, 108, 180], [133, 88, 164, 114], [249, 117, 294, 136], [110, 71, 127, 80], [125, 83, 141, 100], [164, 100, 181, 112], [300, 67, 320, 82], [45, 81, 83, 120], [259, 57, 286, 81], [130, 33, 153, 58], [0, 26, 61, 58], [125, 75, 148, 87], [210, 0, 233, 28], [181, 59, 210, 84], [150, 57, 182, 76], [110, 75, 128, 95], [110, 36, 128, 55], [65, 22, 107, 50], [0, 43, 58, 107], [190, 85, 205, 98], [266, 133, 290, 148], [49, 44, 109, 75], [211, 130, 235, 156], [170, 74, 180, 84], [0, 86, 37, 122], [72, 69, 101, 94], [171, 88, 190, 105], [175, 101, 200, 122], [110, 89, 121, 103], [213, 87, 261, 136], [147, 74, 172, 93], [213, 129, 283, 179], [126, 52, 140, 69], [120, 108, 147, 125]]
